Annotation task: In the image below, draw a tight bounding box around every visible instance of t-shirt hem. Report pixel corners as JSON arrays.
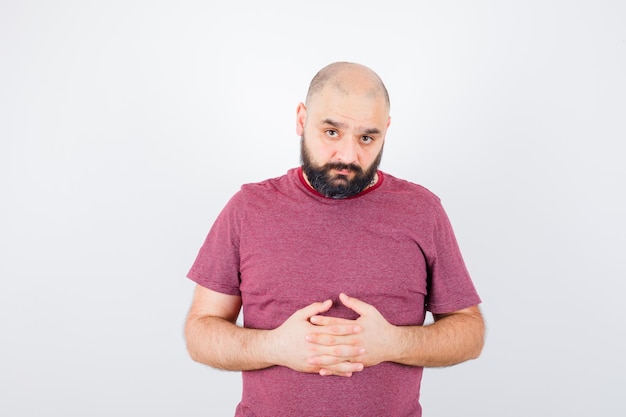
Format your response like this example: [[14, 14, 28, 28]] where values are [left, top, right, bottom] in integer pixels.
[[427, 296, 482, 315], [186, 271, 242, 296]]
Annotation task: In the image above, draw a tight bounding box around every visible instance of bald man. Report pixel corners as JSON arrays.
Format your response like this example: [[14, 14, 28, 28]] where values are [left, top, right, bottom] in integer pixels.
[[184, 62, 484, 416]]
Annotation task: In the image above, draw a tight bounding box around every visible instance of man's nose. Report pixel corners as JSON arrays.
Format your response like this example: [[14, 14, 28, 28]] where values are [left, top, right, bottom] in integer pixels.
[[335, 137, 358, 165]]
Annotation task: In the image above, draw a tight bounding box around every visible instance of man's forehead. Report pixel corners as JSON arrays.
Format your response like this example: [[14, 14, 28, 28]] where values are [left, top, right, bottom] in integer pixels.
[[308, 91, 389, 123]]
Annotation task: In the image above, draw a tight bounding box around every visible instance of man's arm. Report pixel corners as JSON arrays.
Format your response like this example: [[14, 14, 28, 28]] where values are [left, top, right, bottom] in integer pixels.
[[184, 285, 270, 370], [394, 305, 485, 367], [184, 285, 366, 376], [306, 293, 485, 371]]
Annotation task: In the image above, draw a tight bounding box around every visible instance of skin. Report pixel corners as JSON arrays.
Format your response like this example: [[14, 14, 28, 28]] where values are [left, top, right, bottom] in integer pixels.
[[184, 62, 485, 378]]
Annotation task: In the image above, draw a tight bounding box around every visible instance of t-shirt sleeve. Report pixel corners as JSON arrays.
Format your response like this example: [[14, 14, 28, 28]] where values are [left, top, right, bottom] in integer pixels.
[[186, 191, 244, 296], [424, 200, 481, 314]]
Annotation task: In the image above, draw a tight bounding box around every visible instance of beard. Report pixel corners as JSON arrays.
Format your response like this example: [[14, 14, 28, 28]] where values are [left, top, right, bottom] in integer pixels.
[[300, 136, 383, 199]]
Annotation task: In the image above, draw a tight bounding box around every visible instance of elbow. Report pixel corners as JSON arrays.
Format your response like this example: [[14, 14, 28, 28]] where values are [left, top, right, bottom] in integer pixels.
[[183, 315, 226, 368], [463, 306, 486, 361], [468, 320, 486, 361], [468, 339, 484, 361], [185, 342, 203, 364], [184, 318, 205, 364]]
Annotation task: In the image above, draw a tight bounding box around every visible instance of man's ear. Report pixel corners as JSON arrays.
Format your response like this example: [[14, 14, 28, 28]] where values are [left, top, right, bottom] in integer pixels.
[[295, 102, 306, 136]]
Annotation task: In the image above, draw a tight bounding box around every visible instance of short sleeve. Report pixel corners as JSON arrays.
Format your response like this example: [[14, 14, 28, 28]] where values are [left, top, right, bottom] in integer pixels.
[[424, 201, 481, 314], [186, 191, 245, 296]]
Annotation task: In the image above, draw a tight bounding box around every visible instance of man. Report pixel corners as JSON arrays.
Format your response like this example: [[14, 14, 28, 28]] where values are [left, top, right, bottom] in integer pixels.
[[184, 62, 484, 416]]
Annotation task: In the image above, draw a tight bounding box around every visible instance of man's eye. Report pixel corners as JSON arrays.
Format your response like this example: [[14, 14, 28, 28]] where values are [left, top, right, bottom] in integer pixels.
[[361, 136, 374, 144], [326, 130, 338, 137]]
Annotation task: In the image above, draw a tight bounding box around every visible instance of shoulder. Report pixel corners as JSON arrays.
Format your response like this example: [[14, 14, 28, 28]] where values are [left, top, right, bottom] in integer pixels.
[[378, 171, 442, 205], [373, 172, 450, 222], [239, 169, 295, 197], [232, 169, 304, 213]]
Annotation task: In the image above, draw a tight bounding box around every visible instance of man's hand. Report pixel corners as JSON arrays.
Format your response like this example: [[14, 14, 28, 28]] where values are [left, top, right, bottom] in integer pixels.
[[269, 299, 366, 377], [308, 293, 485, 371], [307, 293, 398, 375]]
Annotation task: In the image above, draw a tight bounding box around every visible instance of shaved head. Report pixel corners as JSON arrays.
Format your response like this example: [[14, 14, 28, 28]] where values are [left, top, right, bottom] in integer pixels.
[[297, 62, 390, 198], [305, 62, 390, 110]]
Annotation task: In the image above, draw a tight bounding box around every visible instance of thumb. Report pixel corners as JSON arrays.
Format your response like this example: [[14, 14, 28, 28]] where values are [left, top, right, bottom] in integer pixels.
[[339, 293, 372, 315], [297, 299, 333, 319]]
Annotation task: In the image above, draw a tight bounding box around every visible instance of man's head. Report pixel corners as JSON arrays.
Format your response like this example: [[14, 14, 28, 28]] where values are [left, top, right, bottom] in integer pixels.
[[296, 62, 391, 199]]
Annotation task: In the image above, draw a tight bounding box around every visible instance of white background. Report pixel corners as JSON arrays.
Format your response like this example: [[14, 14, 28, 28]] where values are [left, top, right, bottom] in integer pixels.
[[1, 1, 625, 416]]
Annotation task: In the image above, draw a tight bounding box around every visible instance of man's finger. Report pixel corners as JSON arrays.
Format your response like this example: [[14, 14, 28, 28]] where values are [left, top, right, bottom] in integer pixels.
[[310, 315, 361, 332], [296, 299, 333, 319], [318, 361, 365, 377], [339, 293, 373, 315]]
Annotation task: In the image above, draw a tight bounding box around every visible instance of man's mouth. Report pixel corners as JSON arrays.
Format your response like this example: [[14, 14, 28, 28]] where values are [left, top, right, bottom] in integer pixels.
[[333, 168, 353, 176]]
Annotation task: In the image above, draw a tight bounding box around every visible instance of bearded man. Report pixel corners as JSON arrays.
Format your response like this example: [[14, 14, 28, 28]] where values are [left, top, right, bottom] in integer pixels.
[[184, 61, 484, 417]]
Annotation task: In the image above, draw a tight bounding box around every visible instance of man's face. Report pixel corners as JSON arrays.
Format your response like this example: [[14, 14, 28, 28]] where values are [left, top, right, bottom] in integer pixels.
[[296, 85, 390, 199]]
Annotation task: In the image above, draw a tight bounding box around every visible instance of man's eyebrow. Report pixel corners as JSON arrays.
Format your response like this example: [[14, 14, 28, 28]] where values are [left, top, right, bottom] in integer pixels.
[[321, 118, 346, 129], [362, 127, 381, 135], [321, 118, 381, 135]]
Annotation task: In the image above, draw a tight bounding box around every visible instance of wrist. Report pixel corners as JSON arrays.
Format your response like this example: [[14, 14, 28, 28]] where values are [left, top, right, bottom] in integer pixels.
[[387, 325, 416, 364], [261, 327, 282, 367]]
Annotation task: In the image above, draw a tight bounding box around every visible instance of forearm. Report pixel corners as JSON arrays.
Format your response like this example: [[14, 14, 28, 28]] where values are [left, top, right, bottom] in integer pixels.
[[185, 315, 274, 371], [391, 307, 485, 367]]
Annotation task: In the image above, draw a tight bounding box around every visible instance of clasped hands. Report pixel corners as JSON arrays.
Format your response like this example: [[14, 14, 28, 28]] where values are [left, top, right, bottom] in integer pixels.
[[271, 293, 397, 378]]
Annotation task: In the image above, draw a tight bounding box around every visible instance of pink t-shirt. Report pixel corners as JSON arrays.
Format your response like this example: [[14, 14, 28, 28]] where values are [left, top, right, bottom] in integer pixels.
[[188, 168, 481, 417]]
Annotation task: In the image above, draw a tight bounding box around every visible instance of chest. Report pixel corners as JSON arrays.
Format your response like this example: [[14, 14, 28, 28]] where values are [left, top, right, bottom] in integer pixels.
[[238, 199, 430, 328]]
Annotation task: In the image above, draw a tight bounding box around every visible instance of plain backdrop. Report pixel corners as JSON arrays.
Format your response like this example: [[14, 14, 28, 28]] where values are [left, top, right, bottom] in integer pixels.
[[1, 1, 625, 416]]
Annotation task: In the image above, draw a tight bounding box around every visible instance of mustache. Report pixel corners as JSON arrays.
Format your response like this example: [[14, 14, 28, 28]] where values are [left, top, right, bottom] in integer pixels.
[[325, 162, 363, 174]]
